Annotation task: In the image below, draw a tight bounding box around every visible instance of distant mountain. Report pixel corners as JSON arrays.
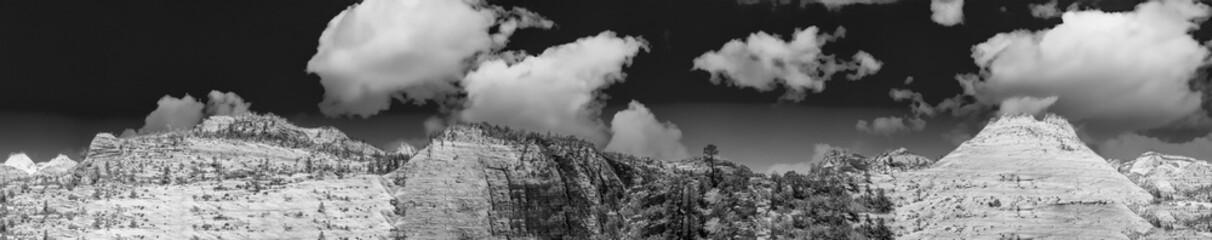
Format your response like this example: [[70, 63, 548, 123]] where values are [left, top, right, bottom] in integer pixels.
[[3, 153, 36, 175], [390, 142, 418, 156], [1117, 152, 1212, 238], [34, 154, 77, 176]]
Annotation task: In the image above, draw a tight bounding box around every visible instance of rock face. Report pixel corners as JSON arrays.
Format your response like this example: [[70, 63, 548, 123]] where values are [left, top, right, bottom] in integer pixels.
[[387, 124, 628, 239], [888, 114, 1154, 239], [872, 148, 935, 172], [1, 114, 401, 240], [1115, 152, 1212, 239], [1119, 152, 1212, 199]]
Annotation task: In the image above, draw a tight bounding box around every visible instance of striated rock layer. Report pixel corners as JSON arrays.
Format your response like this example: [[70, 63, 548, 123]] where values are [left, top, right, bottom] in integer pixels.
[[387, 124, 628, 239], [888, 114, 1154, 239], [1, 114, 405, 240]]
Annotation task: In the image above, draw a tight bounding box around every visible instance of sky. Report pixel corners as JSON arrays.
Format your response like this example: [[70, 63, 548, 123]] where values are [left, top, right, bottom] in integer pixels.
[[2, 0, 1212, 173]]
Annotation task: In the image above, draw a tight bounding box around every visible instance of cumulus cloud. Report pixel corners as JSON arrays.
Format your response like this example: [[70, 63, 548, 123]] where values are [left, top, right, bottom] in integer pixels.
[[137, 91, 256, 134], [847, 51, 883, 80], [856, 116, 926, 136], [736, 0, 898, 9], [306, 0, 552, 117], [998, 96, 1059, 116], [141, 94, 205, 133], [458, 32, 648, 145], [889, 80, 985, 118], [767, 143, 841, 174], [930, 0, 964, 26], [1030, 0, 1064, 19], [205, 90, 252, 116], [1099, 132, 1212, 161], [605, 101, 690, 160], [969, 0, 1210, 134], [692, 27, 883, 101]]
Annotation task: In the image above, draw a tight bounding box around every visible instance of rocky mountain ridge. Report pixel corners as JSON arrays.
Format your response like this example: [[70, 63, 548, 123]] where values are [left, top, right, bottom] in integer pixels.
[[4, 113, 1211, 239]]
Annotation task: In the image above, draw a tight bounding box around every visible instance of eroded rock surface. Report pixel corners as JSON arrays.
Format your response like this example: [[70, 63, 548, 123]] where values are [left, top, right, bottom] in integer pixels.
[[887, 115, 1154, 239]]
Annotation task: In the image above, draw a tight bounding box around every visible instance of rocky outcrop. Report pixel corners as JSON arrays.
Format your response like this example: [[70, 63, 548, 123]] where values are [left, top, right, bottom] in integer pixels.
[[388, 124, 628, 239], [2, 114, 398, 240], [872, 148, 934, 172], [1114, 152, 1212, 238], [888, 114, 1154, 239], [1120, 152, 1212, 200]]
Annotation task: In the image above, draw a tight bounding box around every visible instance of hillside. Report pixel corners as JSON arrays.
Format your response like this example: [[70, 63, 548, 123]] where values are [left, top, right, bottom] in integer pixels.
[[1, 114, 408, 240], [8, 112, 1201, 239], [1115, 152, 1212, 239], [886, 114, 1155, 239]]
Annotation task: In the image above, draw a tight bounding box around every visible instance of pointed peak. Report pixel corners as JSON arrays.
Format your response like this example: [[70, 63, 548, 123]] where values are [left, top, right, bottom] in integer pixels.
[[4, 153, 36, 174], [965, 113, 1084, 148]]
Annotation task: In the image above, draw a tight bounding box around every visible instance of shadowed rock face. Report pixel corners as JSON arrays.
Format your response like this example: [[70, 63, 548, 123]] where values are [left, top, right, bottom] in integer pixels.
[[388, 124, 628, 239], [887, 114, 1155, 240]]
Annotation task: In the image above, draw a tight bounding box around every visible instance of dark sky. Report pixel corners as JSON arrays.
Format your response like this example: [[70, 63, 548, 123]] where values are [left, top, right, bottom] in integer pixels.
[[2, 0, 1208, 169]]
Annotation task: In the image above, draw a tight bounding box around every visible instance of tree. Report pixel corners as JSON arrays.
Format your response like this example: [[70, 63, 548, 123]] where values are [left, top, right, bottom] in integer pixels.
[[703, 144, 719, 187], [318, 202, 326, 213], [161, 166, 173, 185]]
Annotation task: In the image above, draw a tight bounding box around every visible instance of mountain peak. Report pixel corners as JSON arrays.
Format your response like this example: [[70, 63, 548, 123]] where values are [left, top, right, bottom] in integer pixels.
[[4, 153, 36, 174], [896, 113, 1156, 238], [958, 113, 1087, 156], [35, 154, 77, 175]]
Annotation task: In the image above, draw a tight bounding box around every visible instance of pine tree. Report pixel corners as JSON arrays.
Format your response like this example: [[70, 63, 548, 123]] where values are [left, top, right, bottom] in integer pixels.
[[703, 144, 719, 188], [318, 202, 326, 213], [161, 166, 172, 185]]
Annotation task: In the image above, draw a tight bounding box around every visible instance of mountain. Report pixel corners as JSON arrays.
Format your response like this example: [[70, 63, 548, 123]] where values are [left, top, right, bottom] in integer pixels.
[[391, 142, 418, 156], [872, 148, 935, 172], [887, 114, 1155, 239], [34, 154, 77, 176], [3, 153, 36, 175], [2, 114, 403, 240], [384, 123, 633, 239], [14, 112, 1197, 239], [1115, 152, 1212, 238]]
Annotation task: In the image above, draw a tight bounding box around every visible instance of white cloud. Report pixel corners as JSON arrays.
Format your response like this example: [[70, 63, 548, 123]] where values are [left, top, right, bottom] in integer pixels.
[[998, 96, 1059, 116], [970, 0, 1210, 134], [605, 101, 690, 160], [205, 90, 252, 116], [1030, 0, 1063, 19], [138, 91, 257, 134], [931, 0, 964, 26], [141, 94, 205, 133], [856, 116, 926, 136], [458, 32, 648, 145], [767, 143, 840, 174], [692, 27, 882, 101], [889, 79, 985, 118], [306, 0, 552, 117], [736, 0, 898, 9], [816, 0, 898, 9], [1099, 132, 1212, 161], [847, 51, 883, 80]]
